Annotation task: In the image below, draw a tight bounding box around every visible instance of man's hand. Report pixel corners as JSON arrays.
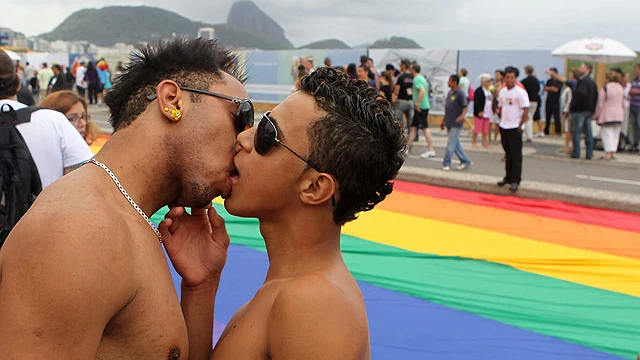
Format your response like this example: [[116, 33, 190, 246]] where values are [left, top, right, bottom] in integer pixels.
[[159, 205, 230, 289], [415, 103, 420, 111], [479, 111, 484, 118], [440, 121, 445, 130], [456, 116, 464, 124]]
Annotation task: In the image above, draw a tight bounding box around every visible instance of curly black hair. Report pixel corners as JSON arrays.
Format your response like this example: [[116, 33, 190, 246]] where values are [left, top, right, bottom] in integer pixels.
[[105, 37, 243, 131], [298, 67, 407, 225]]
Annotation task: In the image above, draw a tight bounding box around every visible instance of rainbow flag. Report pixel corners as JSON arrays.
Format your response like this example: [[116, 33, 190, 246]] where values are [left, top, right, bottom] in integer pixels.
[[92, 137, 639, 358], [149, 181, 640, 359]]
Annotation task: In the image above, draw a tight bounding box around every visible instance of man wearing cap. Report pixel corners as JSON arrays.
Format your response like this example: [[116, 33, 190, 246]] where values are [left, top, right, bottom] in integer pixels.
[[543, 68, 563, 136]]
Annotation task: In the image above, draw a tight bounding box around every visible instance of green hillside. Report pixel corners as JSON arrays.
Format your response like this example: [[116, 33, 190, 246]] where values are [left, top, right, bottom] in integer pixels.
[[39, 5, 292, 50], [370, 36, 423, 49], [299, 39, 351, 49]]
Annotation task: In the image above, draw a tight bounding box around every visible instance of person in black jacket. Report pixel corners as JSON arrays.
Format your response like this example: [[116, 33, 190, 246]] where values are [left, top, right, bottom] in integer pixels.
[[472, 74, 493, 148], [543, 68, 563, 136], [521, 65, 540, 141], [47, 64, 66, 94], [569, 63, 598, 159]]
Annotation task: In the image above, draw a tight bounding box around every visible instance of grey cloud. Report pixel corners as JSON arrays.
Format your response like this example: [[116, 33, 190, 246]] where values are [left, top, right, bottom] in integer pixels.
[[4, 0, 640, 50]]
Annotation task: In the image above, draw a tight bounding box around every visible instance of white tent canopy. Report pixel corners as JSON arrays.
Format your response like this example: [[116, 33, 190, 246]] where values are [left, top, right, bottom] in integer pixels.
[[552, 37, 638, 64], [2, 49, 22, 62]]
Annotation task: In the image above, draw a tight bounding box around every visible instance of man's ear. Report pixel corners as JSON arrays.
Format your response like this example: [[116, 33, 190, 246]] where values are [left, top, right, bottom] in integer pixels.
[[299, 173, 335, 206], [155, 80, 184, 123]]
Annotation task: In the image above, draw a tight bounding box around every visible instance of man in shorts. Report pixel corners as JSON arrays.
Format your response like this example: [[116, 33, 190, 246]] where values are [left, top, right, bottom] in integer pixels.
[[405, 62, 436, 158], [161, 67, 406, 359], [393, 59, 414, 131]]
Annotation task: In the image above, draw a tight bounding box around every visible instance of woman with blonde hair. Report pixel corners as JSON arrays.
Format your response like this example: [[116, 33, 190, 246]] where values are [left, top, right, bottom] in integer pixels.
[[472, 73, 493, 148], [594, 71, 625, 159], [39, 90, 102, 145]]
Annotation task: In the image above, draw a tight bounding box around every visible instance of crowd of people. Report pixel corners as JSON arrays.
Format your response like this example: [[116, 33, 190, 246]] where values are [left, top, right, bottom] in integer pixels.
[[8, 58, 119, 147], [300, 53, 640, 160], [296, 54, 640, 191], [14, 58, 122, 106]]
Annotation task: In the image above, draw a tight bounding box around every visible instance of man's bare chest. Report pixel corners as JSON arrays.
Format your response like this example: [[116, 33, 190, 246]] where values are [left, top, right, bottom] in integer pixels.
[[97, 252, 189, 359]]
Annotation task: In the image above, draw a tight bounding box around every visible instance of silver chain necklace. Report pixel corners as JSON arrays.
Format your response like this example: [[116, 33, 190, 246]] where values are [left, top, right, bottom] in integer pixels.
[[89, 158, 163, 243]]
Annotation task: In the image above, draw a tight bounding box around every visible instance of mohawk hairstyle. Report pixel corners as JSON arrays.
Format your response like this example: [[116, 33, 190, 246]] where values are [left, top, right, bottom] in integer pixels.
[[299, 67, 406, 225], [105, 37, 244, 131]]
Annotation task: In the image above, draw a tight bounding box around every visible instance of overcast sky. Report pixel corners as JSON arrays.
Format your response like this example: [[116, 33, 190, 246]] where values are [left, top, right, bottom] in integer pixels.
[[4, 0, 640, 50]]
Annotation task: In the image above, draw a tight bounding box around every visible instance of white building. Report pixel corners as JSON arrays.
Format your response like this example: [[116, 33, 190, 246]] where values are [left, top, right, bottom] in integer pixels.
[[0, 27, 28, 48], [197, 27, 215, 40]]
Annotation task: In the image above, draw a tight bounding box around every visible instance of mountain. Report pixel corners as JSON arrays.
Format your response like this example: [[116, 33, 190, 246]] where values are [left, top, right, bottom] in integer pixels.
[[35, 4, 420, 50], [299, 39, 351, 49], [40, 6, 206, 46], [214, 23, 292, 50], [226, 1, 292, 49], [38, 5, 292, 50], [369, 36, 422, 49]]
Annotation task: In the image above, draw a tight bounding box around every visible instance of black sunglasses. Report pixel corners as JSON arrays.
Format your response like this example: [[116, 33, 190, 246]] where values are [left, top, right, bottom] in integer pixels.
[[147, 87, 254, 133], [255, 111, 336, 206], [254, 111, 322, 172]]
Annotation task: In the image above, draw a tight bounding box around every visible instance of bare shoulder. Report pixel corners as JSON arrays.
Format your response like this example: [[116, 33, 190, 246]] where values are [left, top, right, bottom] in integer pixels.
[[3, 173, 134, 263], [0, 174, 136, 299], [266, 273, 369, 360], [0, 175, 137, 356]]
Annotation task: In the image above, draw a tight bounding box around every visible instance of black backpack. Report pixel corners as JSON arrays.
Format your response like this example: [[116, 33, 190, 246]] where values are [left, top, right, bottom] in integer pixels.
[[0, 104, 43, 248]]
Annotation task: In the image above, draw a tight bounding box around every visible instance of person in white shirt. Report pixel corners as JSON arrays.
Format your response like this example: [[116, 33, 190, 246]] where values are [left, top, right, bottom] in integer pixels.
[[24, 62, 36, 92], [37, 63, 54, 99], [497, 66, 530, 192], [75, 62, 88, 99], [0, 52, 94, 189]]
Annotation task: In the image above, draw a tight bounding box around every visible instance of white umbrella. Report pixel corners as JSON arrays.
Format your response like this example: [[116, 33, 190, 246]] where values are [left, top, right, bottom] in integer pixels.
[[2, 49, 22, 62], [552, 37, 637, 64]]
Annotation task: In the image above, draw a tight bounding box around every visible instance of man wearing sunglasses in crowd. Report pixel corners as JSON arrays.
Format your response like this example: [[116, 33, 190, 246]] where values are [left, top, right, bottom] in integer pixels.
[[0, 38, 254, 359], [159, 67, 406, 359]]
